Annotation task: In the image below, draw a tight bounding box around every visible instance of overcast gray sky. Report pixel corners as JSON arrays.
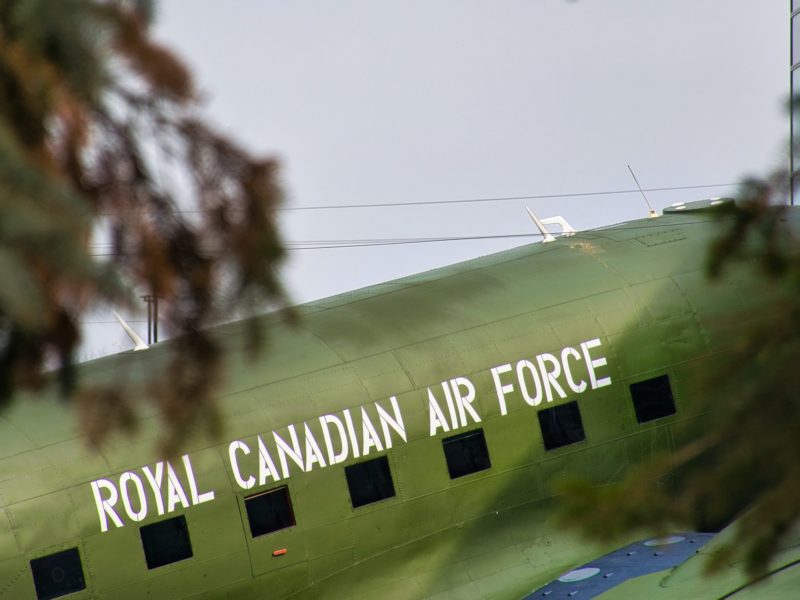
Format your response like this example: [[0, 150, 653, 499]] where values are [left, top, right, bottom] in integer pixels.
[[81, 0, 788, 358]]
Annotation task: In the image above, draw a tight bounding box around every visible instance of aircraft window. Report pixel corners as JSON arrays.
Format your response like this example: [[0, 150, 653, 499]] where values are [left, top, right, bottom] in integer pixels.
[[345, 455, 395, 508], [630, 374, 676, 423], [30, 547, 86, 600], [245, 486, 296, 537], [442, 428, 491, 479], [140, 515, 193, 569], [538, 400, 586, 450]]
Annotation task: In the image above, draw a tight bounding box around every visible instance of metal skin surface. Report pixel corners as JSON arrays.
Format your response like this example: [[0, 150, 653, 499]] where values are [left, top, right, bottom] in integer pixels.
[[0, 203, 796, 599]]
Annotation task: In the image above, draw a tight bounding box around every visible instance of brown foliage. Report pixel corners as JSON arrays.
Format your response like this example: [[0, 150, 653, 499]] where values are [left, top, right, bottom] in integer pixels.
[[0, 0, 290, 452]]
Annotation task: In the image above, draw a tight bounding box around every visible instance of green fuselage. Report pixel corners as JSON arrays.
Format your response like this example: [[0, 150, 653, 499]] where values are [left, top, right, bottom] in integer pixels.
[[0, 202, 790, 599]]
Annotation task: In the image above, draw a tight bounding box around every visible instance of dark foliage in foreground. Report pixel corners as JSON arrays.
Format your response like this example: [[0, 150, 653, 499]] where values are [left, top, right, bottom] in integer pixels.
[[559, 165, 800, 577], [0, 0, 290, 452]]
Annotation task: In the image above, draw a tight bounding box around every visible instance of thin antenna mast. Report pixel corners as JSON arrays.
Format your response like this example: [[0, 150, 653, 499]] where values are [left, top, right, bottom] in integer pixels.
[[627, 164, 658, 218], [525, 205, 556, 242], [112, 311, 149, 351]]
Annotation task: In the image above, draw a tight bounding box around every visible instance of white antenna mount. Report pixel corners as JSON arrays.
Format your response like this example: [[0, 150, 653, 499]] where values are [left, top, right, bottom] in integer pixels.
[[525, 205, 576, 243]]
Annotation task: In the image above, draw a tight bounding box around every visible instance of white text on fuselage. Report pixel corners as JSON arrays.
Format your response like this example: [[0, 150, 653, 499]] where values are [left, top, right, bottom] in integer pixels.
[[90, 338, 611, 532]]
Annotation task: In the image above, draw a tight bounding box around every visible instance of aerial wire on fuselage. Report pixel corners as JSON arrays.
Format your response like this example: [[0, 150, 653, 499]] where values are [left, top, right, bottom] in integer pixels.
[[89, 180, 740, 255], [95, 182, 736, 217], [87, 217, 737, 256], [279, 181, 732, 212]]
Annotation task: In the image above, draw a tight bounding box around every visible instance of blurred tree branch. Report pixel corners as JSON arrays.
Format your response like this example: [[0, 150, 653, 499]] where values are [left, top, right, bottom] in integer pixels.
[[0, 0, 291, 453], [559, 136, 799, 576]]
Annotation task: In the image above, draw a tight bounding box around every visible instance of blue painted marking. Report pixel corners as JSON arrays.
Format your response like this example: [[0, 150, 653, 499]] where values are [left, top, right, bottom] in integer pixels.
[[524, 532, 714, 598]]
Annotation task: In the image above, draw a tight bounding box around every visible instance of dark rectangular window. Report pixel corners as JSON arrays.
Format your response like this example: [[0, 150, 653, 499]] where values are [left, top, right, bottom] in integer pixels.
[[442, 428, 491, 479], [345, 455, 395, 508], [630, 374, 676, 423], [140, 515, 193, 569], [30, 548, 86, 600], [538, 401, 586, 450], [245, 486, 295, 537]]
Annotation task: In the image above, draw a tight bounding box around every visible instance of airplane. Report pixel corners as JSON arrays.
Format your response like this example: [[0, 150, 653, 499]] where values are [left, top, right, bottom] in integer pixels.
[[1, 197, 798, 599]]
